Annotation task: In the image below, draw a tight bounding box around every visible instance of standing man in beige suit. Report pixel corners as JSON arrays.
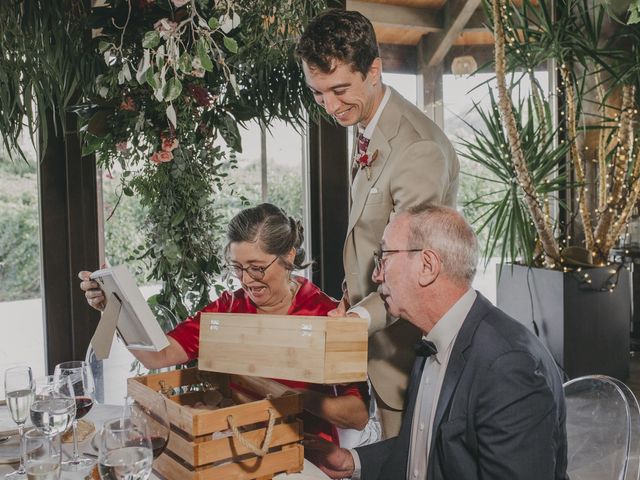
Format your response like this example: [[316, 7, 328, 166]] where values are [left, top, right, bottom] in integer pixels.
[[296, 9, 459, 438]]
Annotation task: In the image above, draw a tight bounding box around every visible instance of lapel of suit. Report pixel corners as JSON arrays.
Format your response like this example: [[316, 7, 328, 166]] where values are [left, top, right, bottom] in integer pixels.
[[347, 88, 403, 235], [426, 294, 492, 476]]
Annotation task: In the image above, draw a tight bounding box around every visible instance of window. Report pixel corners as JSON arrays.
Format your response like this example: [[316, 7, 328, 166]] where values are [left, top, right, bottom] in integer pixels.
[[0, 136, 46, 396]]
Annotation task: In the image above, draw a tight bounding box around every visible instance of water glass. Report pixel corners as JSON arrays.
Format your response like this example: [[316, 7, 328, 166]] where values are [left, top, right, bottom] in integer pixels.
[[24, 429, 61, 480], [4, 365, 35, 479], [97, 418, 153, 480], [30, 376, 75, 437]]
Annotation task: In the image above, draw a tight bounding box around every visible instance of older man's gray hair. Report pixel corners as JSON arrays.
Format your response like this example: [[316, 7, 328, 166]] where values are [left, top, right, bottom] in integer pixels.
[[406, 202, 478, 285]]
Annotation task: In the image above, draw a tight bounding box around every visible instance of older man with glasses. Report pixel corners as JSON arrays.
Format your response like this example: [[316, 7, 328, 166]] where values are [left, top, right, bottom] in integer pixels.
[[306, 202, 568, 480]]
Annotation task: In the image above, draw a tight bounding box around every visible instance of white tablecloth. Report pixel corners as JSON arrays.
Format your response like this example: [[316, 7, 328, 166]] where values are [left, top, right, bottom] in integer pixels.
[[0, 404, 328, 479]]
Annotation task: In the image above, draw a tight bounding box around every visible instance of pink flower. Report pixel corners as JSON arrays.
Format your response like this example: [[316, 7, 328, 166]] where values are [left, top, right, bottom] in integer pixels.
[[161, 136, 179, 152], [171, 0, 189, 7], [116, 141, 129, 153], [119, 97, 136, 111], [151, 150, 173, 164]]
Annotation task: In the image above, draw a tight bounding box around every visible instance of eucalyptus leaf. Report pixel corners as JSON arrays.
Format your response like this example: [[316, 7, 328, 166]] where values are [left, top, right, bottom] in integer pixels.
[[166, 103, 177, 128], [178, 52, 192, 73], [223, 36, 238, 54], [142, 30, 160, 49], [164, 77, 183, 102], [208, 17, 219, 29]]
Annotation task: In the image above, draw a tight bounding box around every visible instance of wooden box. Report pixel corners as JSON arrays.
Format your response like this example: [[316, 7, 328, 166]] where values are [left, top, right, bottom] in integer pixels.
[[199, 313, 368, 384], [127, 368, 304, 480]]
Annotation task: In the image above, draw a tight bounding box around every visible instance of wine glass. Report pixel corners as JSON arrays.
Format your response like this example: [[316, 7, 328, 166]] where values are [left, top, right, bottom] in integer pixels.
[[4, 365, 35, 479], [53, 361, 96, 471], [30, 376, 75, 437], [24, 428, 61, 480], [124, 394, 170, 459], [97, 417, 153, 480]]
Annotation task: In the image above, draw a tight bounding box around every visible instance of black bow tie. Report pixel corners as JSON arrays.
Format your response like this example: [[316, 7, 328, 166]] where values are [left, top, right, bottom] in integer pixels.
[[415, 339, 437, 358]]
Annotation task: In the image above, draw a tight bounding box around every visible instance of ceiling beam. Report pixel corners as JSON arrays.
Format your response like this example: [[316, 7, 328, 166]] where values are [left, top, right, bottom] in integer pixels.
[[421, 0, 483, 67], [347, 0, 441, 32]]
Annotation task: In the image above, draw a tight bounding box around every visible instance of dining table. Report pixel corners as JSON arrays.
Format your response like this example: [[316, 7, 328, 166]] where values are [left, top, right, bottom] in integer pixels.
[[0, 403, 329, 480]]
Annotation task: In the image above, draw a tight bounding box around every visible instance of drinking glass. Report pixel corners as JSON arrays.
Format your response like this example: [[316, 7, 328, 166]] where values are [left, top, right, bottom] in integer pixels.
[[24, 429, 61, 480], [30, 376, 75, 437], [4, 366, 35, 479], [97, 418, 153, 480], [124, 394, 170, 459], [53, 361, 95, 471]]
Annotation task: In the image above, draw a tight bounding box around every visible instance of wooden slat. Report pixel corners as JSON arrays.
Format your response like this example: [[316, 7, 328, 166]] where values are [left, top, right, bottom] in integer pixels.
[[195, 420, 302, 465], [166, 420, 302, 466], [191, 395, 303, 436], [128, 377, 197, 434], [128, 371, 304, 437], [154, 444, 304, 480]]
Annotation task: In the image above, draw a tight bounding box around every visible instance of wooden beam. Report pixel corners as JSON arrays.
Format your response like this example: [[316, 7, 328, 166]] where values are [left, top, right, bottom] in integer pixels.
[[421, 0, 483, 67], [418, 36, 444, 128], [347, 0, 441, 32]]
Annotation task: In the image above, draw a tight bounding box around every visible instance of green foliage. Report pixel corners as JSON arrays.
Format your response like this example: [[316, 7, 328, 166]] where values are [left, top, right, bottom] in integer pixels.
[[0, 201, 40, 301], [0, 0, 99, 160], [0, 157, 40, 301], [460, 89, 569, 266]]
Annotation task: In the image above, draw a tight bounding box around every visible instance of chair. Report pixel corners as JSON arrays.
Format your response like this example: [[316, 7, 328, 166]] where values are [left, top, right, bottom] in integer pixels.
[[564, 375, 640, 480]]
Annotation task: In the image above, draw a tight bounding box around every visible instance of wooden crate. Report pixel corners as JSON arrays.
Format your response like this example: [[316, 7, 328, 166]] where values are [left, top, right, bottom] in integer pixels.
[[199, 313, 368, 384], [127, 368, 304, 480]]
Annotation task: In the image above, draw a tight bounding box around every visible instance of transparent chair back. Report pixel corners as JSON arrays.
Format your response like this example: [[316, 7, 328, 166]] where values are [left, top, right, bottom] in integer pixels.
[[564, 375, 640, 480]]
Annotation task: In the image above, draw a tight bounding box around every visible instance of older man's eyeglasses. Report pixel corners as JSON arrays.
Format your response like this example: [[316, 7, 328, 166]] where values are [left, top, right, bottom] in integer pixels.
[[225, 256, 278, 281], [373, 247, 423, 273]]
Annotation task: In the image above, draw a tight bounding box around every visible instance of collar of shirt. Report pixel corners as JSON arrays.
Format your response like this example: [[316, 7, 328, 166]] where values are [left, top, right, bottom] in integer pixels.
[[358, 85, 391, 140], [425, 289, 477, 363]]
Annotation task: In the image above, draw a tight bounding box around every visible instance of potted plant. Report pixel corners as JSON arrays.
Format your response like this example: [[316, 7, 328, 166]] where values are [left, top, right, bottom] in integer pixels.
[[462, 0, 640, 379]]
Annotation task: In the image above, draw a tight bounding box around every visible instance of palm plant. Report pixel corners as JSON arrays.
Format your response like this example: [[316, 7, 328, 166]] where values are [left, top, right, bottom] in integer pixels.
[[466, 0, 640, 268]]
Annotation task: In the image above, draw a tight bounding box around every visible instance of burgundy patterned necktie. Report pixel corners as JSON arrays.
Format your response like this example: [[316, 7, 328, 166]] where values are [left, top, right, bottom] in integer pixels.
[[357, 133, 370, 155], [352, 133, 370, 180]]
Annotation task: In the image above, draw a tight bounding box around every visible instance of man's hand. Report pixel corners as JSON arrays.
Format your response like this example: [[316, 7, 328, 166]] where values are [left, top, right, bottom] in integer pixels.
[[78, 270, 106, 312], [304, 434, 356, 479], [328, 295, 353, 317]]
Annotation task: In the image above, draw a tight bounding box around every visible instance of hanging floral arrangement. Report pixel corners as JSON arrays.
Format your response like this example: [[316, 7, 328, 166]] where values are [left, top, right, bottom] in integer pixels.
[[80, 0, 323, 325]]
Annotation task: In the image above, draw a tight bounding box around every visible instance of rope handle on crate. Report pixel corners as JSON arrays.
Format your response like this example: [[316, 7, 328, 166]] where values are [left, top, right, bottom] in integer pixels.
[[227, 408, 276, 457]]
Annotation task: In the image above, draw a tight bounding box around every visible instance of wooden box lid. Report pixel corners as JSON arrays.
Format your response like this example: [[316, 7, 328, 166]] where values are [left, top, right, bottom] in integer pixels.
[[198, 313, 368, 384]]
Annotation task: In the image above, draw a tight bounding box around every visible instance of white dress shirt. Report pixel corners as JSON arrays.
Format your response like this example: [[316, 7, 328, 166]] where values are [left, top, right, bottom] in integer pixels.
[[350, 289, 477, 480]]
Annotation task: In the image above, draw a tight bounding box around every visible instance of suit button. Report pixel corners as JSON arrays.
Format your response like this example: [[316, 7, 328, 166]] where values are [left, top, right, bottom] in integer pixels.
[[419, 422, 425, 431], [413, 468, 419, 478]]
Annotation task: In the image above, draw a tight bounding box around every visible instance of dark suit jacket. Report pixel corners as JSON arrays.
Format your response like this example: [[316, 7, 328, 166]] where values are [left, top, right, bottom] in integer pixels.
[[356, 293, 569, 480]]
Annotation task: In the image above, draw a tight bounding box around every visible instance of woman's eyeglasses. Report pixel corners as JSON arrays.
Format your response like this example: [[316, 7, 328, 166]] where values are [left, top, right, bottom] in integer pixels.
[[224, 256, 278, 281]]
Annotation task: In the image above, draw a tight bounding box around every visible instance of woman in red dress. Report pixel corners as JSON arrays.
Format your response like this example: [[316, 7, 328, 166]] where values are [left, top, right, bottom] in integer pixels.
[[79, 203, 369, 445]]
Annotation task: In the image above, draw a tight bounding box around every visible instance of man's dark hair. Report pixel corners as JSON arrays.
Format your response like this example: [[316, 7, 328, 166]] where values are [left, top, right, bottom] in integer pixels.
[[295, 9, 379, 77]]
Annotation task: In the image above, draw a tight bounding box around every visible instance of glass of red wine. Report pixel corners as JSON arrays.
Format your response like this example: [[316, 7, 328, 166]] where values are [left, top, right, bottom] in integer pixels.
[[124, 394, 170, 460], [54, 360, 96, 472]]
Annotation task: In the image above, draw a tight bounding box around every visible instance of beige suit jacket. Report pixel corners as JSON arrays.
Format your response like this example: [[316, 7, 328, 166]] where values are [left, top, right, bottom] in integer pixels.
[[344, 87, 459, 411]]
